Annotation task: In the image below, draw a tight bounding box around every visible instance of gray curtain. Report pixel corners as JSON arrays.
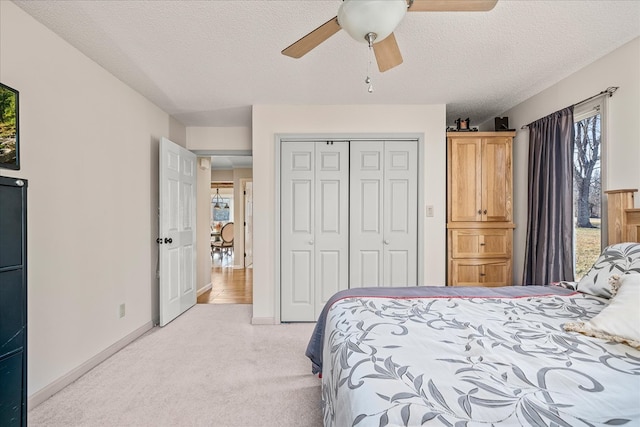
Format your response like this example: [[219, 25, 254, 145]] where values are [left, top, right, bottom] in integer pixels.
[[523, 107, 575, 285]]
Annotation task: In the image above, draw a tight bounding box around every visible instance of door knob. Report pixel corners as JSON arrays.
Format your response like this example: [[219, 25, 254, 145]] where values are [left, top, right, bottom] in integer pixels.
[[164, 237, 173, 244], [309, 240, 314, 245], [384, 240, 390, 245]]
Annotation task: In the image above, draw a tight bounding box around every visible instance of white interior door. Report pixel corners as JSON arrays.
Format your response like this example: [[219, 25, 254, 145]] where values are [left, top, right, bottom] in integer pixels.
[[281, 141, 349, 321], [244, 181, 253, 267], [159, 137, 197, 327], [350, 140, 418, 287]]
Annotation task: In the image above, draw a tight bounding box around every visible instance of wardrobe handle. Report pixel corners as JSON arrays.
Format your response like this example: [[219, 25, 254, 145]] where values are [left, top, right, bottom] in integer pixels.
[[477, 210, 482, 215], [309, 240, 314, 245], [384, 240, 390, 245], [483, 210, 488, 214]]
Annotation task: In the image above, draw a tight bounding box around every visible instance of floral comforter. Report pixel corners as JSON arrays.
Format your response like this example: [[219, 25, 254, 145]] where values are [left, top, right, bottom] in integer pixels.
[[312, 286, 640, 426]]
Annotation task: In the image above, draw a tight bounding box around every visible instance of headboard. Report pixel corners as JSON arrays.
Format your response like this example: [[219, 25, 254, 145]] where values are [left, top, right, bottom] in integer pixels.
[[605, 189, 640, 244]]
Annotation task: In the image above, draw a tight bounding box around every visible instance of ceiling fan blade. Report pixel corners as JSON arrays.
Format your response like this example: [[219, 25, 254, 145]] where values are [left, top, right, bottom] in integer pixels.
[[408, 0, 498, 12], [373, 33, 403, 73], [281, 17, 341, 58]]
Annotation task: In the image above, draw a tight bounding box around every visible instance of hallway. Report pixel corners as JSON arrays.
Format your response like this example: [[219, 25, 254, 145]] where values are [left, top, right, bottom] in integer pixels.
[[197, 253, 253, 304]]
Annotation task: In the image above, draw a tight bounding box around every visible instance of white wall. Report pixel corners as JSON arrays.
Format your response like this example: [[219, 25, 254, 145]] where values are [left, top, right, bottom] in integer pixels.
[[251, 105, 446, 323], [493, 37, 640, 285], [187, 126, 251, 151], [0, 1, 185, 400], [211, 169, 234, 181]]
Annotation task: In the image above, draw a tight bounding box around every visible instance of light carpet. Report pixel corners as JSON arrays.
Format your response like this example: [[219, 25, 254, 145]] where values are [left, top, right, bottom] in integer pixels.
[[28, 304, 323, 427]]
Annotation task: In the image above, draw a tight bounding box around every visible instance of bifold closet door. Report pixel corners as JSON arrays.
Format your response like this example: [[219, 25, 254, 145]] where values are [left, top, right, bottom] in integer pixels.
[[350, 140, 418, 287], [281, 141, 349, 321]]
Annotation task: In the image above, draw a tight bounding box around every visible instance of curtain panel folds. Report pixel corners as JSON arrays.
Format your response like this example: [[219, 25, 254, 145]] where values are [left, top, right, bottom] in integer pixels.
[[523, 107, 575, 285]]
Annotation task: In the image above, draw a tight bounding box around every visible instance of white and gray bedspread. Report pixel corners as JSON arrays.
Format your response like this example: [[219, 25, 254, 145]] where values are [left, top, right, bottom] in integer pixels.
[[306, 286, 640, 426]]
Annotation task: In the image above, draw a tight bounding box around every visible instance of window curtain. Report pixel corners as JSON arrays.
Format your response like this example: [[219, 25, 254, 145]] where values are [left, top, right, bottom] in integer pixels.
[[523, 106, 575, 285]]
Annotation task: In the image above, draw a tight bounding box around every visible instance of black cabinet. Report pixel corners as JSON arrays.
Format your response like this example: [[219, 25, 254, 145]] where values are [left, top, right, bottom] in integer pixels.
[[0, 176, 27, 427]]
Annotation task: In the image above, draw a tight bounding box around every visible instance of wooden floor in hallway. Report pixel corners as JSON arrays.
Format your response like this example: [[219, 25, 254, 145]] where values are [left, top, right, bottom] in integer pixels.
[[197, 252, 253, 304]]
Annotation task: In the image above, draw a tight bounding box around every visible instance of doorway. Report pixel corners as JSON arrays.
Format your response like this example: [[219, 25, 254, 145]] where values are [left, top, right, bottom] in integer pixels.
[[197, 155, 253, 304]]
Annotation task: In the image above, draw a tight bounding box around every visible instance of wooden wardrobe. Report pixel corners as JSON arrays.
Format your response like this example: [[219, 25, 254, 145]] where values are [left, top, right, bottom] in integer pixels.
[[446, 131, 515, 286]]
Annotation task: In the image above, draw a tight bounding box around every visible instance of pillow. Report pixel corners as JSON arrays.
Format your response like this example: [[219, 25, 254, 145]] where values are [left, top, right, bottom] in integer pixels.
[[577, 242, 640, 298], [565, 274, 640, 349]]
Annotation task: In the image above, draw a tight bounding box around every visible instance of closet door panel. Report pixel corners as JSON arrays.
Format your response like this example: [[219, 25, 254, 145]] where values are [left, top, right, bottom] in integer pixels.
[[350, 141, 384, 287], [358, 251, 382, 287], [388, 180, 409, 232], [360, 181, 381, 232], [315, 142, 349, 313], [290, 250, 313, 303], [384, 141, 418, 286], [386, 250, 410, 287], [281, 142, 316, 321], [292, 181, 312, 233], [317, 250, 341, 305]]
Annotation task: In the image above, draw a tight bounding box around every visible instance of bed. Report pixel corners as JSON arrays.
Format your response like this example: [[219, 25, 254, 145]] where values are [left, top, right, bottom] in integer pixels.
[[306, 243, 640, 426]]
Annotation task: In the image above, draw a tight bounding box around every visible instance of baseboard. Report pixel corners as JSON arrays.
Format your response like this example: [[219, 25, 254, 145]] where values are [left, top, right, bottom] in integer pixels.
[[197, 282, 212, 296], [251, 317, 276, 325], [28, 321, 154, 409]]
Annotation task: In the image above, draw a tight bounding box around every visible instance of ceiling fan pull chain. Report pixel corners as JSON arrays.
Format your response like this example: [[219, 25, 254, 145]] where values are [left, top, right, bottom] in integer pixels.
[[365, 32, 376, 93]]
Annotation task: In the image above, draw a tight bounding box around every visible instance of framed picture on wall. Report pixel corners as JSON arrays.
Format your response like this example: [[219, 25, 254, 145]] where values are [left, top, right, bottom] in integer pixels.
[[0, 83, 19, 170]]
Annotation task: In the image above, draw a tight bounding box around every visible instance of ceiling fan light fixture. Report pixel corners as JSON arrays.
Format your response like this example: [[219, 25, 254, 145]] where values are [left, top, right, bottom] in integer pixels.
[[337, 0, 407, 44]]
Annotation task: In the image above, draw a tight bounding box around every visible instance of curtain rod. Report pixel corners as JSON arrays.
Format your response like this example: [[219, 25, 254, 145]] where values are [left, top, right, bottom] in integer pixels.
[[521, 86, 619, 129]]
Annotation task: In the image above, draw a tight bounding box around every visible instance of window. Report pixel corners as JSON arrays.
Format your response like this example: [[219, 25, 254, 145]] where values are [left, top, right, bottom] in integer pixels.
[[212, 198, 231, 222], [573, 98, 606, 279]]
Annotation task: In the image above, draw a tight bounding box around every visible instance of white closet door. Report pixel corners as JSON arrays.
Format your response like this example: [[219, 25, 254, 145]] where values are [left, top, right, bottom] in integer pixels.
[[315, 142, 349, 314], [384, 141, 418, 286], [281, 142, 315, 321], [350, 140, 418, 287], [281, 141, 349, 321], [350, 141, 385, 287]]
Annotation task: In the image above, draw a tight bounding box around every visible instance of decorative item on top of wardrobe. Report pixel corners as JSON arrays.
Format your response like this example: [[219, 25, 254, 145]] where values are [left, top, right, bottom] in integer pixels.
[[447, 117, 478, 132], [494, 116, 515, 131]]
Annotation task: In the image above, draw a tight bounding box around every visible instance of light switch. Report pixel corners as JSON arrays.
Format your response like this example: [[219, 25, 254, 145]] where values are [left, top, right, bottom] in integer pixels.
[[426, 205, 434, 217]]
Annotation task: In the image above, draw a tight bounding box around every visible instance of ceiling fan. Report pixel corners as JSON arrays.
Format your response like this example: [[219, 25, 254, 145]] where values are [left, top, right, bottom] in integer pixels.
[[282, 0, 498, 72]]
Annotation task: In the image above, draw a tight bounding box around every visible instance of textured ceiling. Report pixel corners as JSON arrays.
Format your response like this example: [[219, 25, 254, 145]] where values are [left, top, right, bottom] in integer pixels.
[[13, 0, 640, 128]]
